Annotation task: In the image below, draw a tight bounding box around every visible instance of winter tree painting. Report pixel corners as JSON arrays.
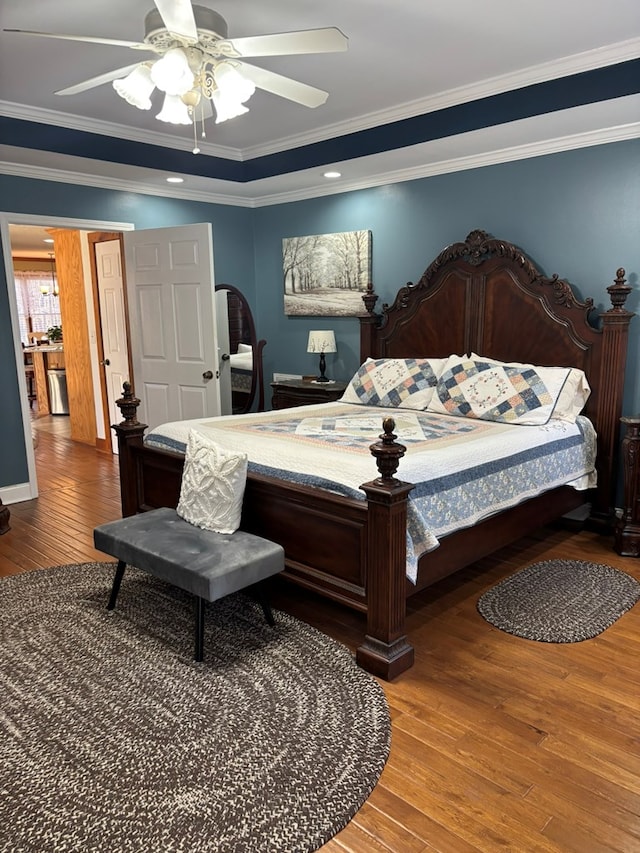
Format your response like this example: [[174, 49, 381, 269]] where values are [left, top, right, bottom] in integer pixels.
[[283, 230, 372, 316]]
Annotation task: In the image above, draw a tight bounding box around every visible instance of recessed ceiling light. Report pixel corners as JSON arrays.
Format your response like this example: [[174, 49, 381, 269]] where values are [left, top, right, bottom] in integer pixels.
[[323, 170, 341, 179], [43, 238, 54, 243], [166, 176, 184, 183]]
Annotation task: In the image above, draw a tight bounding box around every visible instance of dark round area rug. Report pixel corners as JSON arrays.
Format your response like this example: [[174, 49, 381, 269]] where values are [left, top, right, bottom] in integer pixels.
[[0, 562, 390, 853], [477, 558, 640, 642]]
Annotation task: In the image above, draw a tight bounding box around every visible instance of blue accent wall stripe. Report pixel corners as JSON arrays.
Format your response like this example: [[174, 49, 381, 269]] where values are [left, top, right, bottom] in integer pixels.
[[2, 59, 638, 183]]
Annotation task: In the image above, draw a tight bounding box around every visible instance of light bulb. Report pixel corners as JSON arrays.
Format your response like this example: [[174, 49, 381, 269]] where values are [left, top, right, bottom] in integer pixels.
[[113, 65, 155, 110]]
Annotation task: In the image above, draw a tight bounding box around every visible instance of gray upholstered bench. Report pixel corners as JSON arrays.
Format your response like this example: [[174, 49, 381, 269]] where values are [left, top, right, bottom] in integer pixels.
[[93, 507, 285, 661]]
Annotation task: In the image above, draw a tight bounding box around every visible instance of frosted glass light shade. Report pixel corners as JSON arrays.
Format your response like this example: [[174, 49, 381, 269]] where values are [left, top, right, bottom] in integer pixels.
[[113, 65, 155, 110], [156, 93, 192, 125], [213, 62, 255, 103], [212, 90, 249, 124], [150, 48, 194, 96], [307, 330, 337, 353]]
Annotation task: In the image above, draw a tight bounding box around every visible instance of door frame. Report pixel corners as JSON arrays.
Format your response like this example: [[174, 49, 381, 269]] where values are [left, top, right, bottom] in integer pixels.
[[0, 212, 134, 501]]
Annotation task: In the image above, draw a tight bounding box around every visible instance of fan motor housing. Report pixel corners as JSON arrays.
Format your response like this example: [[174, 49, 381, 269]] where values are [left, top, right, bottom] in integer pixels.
[[144, 5, 228, 44]]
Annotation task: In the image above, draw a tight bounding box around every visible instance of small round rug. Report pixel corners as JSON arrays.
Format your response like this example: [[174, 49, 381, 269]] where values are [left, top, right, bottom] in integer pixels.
[[477, 558, 640, 642], [0, 562, 390, 853]]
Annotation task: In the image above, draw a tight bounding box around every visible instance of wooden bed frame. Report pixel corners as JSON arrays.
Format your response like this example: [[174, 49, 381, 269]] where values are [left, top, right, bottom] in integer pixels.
[[113, 230, 633, 680]]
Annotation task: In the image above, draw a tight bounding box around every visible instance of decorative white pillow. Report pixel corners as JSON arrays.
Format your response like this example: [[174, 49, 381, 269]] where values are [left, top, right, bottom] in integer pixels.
[[340, 357, 447, 410], [428, 354, 573, 425], [176, 429, 248, 534]]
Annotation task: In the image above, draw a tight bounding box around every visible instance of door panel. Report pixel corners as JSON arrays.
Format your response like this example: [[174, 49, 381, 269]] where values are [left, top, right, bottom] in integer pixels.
[[95, 239, 130, 454], [123, 223, 221, 431]]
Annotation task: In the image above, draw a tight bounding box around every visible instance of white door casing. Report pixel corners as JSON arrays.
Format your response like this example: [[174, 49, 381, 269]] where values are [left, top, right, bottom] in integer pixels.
[[95, 239, 130, 454], [123, 223, 221, 431]]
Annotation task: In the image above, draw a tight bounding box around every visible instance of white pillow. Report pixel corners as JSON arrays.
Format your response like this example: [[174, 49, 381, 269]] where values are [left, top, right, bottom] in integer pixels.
[[340, 357, 447, 410], [176, 429, 248, 534], [428, 353, 575, 425]]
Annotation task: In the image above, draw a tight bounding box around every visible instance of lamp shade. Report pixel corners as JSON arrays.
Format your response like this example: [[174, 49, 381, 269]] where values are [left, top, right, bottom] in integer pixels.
[[212, 89, 249, 124], [307, 330, 337, 354], [150, 48, 194, 96], [156, 93, 192, 125], [214, 62, 256, 104], [113, 64, 155, 110]]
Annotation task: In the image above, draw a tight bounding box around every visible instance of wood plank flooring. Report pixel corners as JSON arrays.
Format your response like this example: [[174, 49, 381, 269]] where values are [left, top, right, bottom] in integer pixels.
[[1, 426, 639, 852]]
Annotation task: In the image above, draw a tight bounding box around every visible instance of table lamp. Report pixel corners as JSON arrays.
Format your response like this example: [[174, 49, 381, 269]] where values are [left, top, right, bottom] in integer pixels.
[[307, 330, 337, 383]]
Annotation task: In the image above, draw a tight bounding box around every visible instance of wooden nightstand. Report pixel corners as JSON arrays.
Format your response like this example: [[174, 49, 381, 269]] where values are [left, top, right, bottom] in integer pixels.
[[271, 379, 348, 410]]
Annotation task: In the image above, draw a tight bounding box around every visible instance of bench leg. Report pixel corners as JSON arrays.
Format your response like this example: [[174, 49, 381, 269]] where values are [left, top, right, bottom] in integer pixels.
[[254, 582, 275, 626], [107, 560, 126, 611], [261, 600, 275, 626], [194, 596, 206, 662]]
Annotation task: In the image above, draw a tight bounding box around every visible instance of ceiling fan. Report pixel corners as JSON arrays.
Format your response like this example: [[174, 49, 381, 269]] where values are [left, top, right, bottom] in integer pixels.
[[4, 0, 348, 152]]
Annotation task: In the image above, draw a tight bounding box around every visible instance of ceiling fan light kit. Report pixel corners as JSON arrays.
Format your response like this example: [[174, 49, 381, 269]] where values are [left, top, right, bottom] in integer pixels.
[[5, 2, 348, 153], [112, 64, 155, 110]]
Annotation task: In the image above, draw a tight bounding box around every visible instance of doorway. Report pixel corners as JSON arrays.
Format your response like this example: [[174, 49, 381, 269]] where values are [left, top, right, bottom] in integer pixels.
[[1, 212, 135, 501]]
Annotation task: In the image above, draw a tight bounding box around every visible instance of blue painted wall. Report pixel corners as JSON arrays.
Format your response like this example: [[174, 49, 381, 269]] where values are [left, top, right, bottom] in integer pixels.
[[1, 138, 638, 492], [254, 139, 639, 408]]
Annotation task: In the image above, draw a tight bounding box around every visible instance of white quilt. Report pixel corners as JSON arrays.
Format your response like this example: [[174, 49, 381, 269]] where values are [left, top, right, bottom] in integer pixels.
[[146, 401, 596, 583]]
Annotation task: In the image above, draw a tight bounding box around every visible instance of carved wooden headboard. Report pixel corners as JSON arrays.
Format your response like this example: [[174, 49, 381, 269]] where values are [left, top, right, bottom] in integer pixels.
[[359, 230, 633, 520]]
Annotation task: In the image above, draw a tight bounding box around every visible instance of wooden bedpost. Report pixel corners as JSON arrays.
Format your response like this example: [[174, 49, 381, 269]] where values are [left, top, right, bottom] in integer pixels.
[[359, 282, 380, 363], [358, 417, 415, 680], [592, 269, 634, 523], [0, 497, 10, 535], [112, 382, 147, 518]]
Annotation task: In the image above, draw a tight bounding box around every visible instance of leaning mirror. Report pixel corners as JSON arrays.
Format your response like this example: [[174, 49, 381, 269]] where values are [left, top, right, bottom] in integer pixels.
[[215, 284, 266, 414]]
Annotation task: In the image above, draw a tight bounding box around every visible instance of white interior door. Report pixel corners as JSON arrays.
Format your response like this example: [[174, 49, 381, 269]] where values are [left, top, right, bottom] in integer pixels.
[[123, 223, 221, 431], [95, 239, 129, 454]]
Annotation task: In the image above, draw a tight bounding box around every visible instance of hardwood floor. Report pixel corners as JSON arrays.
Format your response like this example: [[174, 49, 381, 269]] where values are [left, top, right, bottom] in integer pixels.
[[1, 429, 639, 852]]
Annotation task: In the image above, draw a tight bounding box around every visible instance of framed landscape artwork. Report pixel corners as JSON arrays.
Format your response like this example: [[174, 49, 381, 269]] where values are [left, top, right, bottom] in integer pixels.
[[283, 230, 372, 316]]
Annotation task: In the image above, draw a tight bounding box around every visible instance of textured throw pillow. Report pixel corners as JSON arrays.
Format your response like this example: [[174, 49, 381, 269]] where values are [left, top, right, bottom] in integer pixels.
[[340, 357, 447, 410], [428, 354, 572, 425], [176, 429, 248, 534]]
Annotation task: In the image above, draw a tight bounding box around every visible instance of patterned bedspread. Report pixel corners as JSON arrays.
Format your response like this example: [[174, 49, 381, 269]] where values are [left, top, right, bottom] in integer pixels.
[[146, 402, 596, 583]]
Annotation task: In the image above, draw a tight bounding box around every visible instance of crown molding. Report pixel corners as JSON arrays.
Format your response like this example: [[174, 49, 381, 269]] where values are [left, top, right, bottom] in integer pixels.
[[242, 37, 640, 158], [0, 100, 241, 161], [251, 123, 640, 207], [0, 159, 254, 207], [2, 37, 638, 165], [1, 121, 637, 209]]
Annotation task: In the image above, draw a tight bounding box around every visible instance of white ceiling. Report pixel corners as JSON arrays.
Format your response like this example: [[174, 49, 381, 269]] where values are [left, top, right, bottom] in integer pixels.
[[1, 0, 639, 217]]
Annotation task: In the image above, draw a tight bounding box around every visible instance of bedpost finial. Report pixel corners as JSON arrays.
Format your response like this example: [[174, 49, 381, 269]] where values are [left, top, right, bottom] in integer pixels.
[[361, 281, 378, 314], [369, 417, 407, 482], [116, 381, 141, 426], [607, 268, 632, 312]]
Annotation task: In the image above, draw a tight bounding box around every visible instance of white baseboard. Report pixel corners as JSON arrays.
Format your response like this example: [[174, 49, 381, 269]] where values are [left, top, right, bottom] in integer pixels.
[[0, 482, 35, 505]]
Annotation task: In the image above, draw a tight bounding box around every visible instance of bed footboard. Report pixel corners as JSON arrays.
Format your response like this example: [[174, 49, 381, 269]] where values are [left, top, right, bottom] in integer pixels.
[[114, 385, 416, 680]]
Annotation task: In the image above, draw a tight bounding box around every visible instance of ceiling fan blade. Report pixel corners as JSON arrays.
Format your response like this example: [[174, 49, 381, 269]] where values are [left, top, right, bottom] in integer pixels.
[[223, 27, 348, 58], [55, 63, 142, 96], [153, 0, 198, 42], [3, 29, 153, 51], [238, 62, 329, 108]]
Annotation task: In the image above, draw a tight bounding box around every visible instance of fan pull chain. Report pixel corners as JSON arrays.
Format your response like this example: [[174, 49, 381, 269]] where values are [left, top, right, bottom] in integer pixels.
[[192, 110, 201, 155]]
